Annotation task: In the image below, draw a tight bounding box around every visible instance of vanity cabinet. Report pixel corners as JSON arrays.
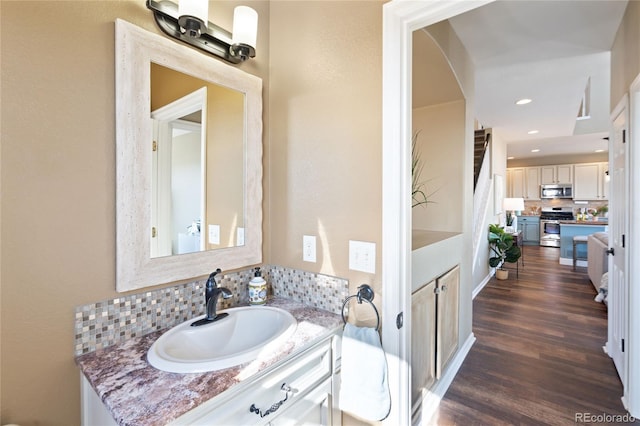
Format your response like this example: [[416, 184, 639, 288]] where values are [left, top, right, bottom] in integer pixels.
[[174, 337, 339, 425], [81, 334, 341, 426], [411, 265, 459, 405]]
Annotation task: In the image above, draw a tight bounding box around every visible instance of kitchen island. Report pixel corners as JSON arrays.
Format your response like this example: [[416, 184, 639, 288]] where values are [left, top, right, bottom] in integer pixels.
[[559, 221, 608, 267]]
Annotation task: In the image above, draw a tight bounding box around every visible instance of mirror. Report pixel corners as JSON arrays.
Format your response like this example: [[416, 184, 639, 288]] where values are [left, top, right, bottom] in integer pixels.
[[150, 64, 246, 257], [116, 19, 262, 292]]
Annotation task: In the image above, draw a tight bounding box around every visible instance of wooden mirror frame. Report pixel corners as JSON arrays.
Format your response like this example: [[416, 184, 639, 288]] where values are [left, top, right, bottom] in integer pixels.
[[115, 19, 262, 292]]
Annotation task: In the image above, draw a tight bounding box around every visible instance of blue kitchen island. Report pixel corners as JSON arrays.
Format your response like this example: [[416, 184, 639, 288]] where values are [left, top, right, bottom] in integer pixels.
[[559, 221, 608, 267]]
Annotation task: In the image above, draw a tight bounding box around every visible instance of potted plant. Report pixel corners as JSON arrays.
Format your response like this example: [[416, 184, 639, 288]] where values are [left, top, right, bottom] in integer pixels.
[[595, 205, 608, 218], [488, 224, 522, 280], [412, 131, 437, 208]]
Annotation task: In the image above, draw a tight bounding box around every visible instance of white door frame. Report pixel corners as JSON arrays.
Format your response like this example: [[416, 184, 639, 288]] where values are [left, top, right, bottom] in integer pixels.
[[625, 73, 640, 417], [381, 1, 493, 423], [151, 87, 207, 257]]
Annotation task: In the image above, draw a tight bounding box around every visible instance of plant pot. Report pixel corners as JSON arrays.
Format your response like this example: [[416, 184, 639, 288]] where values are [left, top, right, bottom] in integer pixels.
[[496, 269, 509, 280]]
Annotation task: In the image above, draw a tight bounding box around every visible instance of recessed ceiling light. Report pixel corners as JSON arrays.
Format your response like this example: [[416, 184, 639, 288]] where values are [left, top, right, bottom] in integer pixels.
[[531, 149, 540, 153], [507, 156, 515, 160], [527, 130, 539, 135], [595, 149, 605, 153], [516, 98, 532, 105]]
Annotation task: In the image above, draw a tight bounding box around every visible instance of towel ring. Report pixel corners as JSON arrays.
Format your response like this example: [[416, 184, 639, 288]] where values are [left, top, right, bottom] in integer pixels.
[[341, 284, 380, 330]]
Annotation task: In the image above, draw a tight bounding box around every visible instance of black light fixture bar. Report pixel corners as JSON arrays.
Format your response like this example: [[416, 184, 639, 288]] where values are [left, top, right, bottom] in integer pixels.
[[146, 0, 244, 64]]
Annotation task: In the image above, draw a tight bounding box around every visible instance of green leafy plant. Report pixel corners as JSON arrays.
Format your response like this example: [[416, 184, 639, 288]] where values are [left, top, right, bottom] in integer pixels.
[[595, 205, 608, 216], [488, 224, 521, 270], [412, 131, 435, 208]]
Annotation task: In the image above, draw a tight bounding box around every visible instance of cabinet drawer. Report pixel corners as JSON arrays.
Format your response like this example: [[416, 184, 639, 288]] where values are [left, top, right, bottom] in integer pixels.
[[171, 338, 333, 425]]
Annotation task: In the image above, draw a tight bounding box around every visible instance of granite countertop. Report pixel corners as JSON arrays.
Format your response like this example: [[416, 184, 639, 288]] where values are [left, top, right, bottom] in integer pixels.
[[560, 220, 608, 225], [76, 298, 343, 426]]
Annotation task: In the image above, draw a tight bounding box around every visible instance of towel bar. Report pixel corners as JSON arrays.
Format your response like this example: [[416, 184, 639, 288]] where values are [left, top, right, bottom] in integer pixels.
[[341, 284, 380, 330]]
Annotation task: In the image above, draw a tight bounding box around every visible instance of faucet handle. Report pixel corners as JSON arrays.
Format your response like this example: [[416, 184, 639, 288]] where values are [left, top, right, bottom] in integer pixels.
[[220, 287, 233, 299]]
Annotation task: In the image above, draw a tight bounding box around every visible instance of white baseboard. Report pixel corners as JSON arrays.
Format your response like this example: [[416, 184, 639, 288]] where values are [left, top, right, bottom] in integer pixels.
[[412, 333, 477, 425], [473, 272, 493, 299], [559, 257, 588, 267]]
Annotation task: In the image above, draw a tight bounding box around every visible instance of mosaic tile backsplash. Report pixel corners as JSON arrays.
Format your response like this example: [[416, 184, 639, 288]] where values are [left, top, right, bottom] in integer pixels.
[[75, 265, 348, 355]]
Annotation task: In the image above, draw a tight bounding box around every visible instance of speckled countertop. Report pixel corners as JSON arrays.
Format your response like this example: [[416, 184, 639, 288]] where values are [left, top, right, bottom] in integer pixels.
[[76, 298, 343, 426]]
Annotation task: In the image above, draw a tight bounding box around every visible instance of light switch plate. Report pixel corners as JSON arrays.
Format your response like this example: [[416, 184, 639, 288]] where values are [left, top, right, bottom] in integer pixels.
[[236, 227, 245, 246], [349, 240, 376, 273], [208, 224, 220, 245], [303, 235, 317, 262]]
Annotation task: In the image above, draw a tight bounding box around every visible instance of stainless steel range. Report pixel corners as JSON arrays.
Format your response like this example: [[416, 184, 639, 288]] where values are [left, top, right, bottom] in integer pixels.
[[539, 207, 574, 247]]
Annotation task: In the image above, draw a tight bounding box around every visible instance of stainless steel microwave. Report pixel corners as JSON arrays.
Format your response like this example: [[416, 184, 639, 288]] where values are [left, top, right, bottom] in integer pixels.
[[540, 184, 573, 199]]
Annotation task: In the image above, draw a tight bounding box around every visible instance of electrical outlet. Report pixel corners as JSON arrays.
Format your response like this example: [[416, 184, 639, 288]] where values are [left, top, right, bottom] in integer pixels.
[[349, 240, 376, 273], [208, 224, 220, 245], [303, 235, 317, 262]]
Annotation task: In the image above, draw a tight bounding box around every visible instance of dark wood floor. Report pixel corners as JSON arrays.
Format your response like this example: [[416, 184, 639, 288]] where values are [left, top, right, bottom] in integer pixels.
[[428, 245, 637, 425]]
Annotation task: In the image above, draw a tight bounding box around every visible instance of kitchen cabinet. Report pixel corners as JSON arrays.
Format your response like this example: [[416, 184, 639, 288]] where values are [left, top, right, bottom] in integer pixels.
[[411, 265, 459, 406], [573, 162, 608, 200], [525, 167, 541, 200], [508, 162, 607, 200], [517, 216, 540, 245], [540, 164, 573, 184], [508, 168, 525, 198], [507, 167, 540, 200], [81, 332, 341, 426]]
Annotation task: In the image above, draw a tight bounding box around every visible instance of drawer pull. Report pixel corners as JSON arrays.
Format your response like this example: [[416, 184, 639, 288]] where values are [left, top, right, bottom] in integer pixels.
[[249, 383, 292, 418]]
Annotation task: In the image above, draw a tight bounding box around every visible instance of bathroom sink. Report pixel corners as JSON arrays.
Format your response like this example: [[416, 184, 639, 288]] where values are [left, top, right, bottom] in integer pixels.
[[147, 306, 297, 373]]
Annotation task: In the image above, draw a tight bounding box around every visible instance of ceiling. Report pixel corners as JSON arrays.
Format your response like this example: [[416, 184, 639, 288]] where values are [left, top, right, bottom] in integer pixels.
[[447, 0, 628, 160]]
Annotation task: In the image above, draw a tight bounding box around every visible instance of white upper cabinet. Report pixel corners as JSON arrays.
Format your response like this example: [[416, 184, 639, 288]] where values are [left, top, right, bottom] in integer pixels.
[[524, 167, 541, 200], [540, 164, 573, 184], [509, 162, 607, 201], [508, 168, 525, 198], [573, 162, 608, 200], [508, 167, 540, 200]]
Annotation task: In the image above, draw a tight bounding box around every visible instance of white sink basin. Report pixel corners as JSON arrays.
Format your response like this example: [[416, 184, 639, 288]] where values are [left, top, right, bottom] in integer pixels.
[[147, 306, 297, 373]]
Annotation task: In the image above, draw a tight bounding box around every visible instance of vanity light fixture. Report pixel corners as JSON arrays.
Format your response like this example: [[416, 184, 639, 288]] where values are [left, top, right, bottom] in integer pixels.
[[147, 0, 258, 64]]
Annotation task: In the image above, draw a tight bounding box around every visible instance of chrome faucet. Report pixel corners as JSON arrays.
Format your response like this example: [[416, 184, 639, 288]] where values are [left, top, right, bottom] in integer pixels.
[[191, 268, 233, 327]]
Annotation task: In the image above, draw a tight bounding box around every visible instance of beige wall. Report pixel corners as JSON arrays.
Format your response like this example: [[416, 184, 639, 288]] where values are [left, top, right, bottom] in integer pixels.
[[0, 1, 270, 424], [412, 101, 466, 233], [268, 1, 384, 319], [611, 0, 640, 107], [2, 0, 384, 424]]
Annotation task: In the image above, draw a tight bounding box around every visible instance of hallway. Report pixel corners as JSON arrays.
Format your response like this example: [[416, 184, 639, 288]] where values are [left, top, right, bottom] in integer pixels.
[[429, 245, 636, 425]]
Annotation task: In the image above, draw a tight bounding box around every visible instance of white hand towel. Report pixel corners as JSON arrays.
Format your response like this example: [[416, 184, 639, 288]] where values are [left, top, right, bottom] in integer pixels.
[[339, 323, 391, 421]]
